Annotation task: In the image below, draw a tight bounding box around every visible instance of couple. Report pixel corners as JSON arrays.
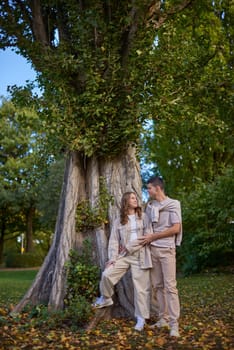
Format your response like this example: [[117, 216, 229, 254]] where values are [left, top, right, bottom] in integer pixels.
[[93, 176, 182, 338]]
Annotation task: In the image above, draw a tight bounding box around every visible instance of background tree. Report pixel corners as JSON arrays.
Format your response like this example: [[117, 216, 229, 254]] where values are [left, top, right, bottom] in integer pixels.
[[0, 98, 41, 260], [180, 165, 234, 274], [140, 0, 234, 274], [143, 0, 233, 196], [0, 94, 62, 263]]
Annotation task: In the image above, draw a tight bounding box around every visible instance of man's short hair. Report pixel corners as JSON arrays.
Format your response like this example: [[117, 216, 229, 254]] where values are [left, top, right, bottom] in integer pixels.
[[147, 176, 165, 191]]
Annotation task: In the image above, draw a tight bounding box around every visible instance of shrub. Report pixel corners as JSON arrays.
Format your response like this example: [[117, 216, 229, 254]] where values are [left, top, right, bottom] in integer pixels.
[[63, 239, 100, 326], [5, 252, 43, 268], [65, 241, 100, 304], [63, 295, 93, 328], [178, 166, 234, 275], [27, 296, 93, 330]]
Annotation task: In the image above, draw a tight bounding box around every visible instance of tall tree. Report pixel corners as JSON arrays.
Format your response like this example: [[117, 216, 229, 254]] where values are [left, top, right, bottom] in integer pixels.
[[0, 96, 52, 261], [0, 1, 194, 315], [142, 0, 234, 195]]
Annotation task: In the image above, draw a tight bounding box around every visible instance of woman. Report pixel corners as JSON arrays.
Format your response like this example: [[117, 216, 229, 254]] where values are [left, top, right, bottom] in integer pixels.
[[93, 191, 152, 331]]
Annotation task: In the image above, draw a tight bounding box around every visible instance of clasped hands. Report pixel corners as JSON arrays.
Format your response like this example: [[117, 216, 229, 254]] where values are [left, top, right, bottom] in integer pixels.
[[137, 233, 154, 246], [105, 235, 154, 268]]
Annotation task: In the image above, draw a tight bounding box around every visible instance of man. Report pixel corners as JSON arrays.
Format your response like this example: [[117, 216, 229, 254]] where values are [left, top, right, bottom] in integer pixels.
[[138, 176, 182, 337]]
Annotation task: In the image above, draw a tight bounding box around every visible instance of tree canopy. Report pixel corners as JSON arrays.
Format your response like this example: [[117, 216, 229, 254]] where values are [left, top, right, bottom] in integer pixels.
[[0, 0, 194, 157]]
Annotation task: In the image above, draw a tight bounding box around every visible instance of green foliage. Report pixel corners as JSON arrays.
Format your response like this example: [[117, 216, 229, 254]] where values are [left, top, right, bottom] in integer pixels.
[[63, 295, 93, 328], [179, 166, 234, 274], [5, 252, 43, 268], [0, 1, 163, 157], [63, 242, 99, 326], [75, 177, 114, 231], [0, 98, 64, 260], [66, 261, 99, 302], [0, 99, 45, 193], [142, 0, 234, 195], [65, 241, 100, 305], [27, 296, 93, 329]]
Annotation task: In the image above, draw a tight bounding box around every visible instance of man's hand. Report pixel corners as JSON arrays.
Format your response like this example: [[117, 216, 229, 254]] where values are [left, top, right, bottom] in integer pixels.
[[138, 234, 154, 246]]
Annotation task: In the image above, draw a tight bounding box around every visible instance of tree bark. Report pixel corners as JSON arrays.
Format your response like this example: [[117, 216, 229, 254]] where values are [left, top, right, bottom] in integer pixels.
[[12, 145, 142, 318]]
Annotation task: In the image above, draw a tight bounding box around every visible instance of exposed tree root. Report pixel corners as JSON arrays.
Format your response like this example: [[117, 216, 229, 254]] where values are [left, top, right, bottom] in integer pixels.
[[86, 306, 112, 330]]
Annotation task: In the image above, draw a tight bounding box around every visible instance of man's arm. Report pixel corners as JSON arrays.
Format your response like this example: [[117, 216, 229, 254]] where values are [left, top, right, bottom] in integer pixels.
[[138, 223, 181, 245]]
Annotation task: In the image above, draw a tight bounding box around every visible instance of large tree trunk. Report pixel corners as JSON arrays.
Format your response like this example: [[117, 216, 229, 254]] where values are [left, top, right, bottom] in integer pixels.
[[12, 145, 142, 318], [87, 144, 142, 318]]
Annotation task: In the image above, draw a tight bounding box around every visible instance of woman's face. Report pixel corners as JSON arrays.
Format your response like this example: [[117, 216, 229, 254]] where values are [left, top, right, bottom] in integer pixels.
[[128, 193, 138, 209]]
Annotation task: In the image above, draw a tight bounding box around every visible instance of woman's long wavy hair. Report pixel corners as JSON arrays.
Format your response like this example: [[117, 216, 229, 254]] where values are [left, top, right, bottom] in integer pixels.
[[120, 192, 142, 225]]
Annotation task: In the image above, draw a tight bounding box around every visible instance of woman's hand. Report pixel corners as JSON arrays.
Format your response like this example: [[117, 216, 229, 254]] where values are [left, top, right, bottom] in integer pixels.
[[105, 260, 115, 268], [119, 245, 128, 257]]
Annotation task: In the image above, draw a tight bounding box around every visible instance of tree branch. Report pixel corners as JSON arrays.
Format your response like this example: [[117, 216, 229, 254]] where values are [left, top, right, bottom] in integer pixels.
[[146, 0, 195, 29], [30, 0, 49, 46], [120, 6, 138, 67]]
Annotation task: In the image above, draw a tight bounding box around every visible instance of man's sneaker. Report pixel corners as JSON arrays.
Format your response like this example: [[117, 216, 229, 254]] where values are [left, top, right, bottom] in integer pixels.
[[92, 296, 113, 308], [134, 316, 145, 331], [170, 327, 180, 337], [150, 318, 169, 329]]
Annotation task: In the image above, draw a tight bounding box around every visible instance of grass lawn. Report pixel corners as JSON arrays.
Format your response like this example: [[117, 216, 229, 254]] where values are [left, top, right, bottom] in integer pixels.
[[0, 269, 38, 307], [0, 269, 233, 349]]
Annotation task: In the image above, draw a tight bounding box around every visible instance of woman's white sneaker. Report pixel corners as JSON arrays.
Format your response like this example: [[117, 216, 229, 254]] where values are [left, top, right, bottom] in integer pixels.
[[92, 296, 113, 308]]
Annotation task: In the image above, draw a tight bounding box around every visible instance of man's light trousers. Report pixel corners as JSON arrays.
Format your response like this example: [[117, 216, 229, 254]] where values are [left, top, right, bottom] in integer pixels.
[[150, 246, 180, 329]]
